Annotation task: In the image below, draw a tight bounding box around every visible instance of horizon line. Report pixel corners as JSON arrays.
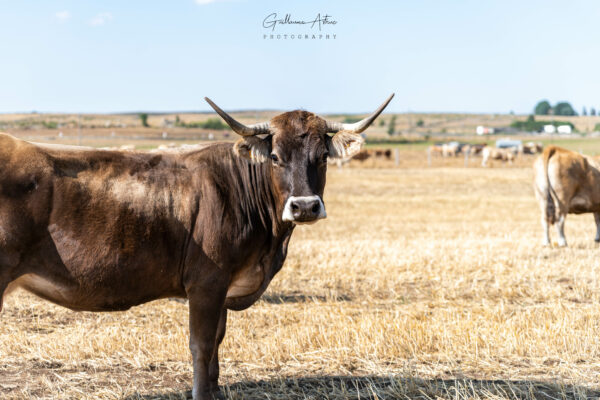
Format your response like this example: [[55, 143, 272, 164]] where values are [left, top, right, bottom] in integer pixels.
[[0, 109, 542, 116]]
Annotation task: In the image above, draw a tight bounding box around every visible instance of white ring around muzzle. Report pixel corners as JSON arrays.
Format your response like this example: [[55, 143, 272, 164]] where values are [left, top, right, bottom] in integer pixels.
[[282, 195, 327, 224]]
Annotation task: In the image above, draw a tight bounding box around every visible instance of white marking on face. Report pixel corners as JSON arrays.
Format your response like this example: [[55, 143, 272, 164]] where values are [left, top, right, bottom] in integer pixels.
[[282, 195, 327, 224]]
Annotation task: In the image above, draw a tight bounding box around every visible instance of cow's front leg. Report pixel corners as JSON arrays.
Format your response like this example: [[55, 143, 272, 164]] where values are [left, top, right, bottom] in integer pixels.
[[209, 309, 227, 393], [187, 289, 227, 400], [594, 212, 600, 242]]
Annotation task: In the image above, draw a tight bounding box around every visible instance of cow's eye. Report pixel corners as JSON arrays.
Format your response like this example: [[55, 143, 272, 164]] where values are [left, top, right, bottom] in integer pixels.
[[321, 152, 329, 163], [270, 154, 279, 164]]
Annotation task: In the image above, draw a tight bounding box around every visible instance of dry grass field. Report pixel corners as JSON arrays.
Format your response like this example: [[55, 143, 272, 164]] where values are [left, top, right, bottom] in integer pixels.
[[2, 161, 600, 399]]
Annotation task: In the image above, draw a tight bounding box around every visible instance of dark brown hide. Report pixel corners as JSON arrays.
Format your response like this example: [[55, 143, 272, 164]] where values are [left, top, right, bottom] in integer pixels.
[[0, 110, 335, 399], [0, 95, 385, 400]]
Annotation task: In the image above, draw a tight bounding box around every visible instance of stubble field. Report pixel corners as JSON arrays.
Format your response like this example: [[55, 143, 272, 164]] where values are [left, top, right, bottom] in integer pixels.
[[2, 163, 600, 399]]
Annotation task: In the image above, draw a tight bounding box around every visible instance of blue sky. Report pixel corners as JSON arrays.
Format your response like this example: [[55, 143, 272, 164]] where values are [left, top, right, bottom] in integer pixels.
[[1, 0, 599, 114]]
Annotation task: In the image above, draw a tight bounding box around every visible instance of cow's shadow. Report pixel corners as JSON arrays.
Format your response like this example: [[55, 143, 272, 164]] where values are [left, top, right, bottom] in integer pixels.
[[122, 375, 600, 399], [259, 292, 353, 304], [168, 293, 353, 305]]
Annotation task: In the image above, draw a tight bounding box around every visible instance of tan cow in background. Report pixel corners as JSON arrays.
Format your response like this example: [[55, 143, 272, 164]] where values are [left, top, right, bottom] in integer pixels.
[[481, 146, 517, 166], [428, 144, 444, 156], [533, 146, 600, 246], [442, 142, 461, 157], [523, 141, 543, 155]]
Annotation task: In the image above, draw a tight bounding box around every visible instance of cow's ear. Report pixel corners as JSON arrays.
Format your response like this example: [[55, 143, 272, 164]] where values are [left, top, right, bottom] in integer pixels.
[[327, 131, 364, 160], [233, 136, 271, 163]]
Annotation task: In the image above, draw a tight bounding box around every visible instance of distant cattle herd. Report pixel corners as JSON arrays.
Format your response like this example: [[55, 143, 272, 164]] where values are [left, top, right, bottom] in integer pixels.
[[427, 140, 544, 166], [329, 147, 393, 167]]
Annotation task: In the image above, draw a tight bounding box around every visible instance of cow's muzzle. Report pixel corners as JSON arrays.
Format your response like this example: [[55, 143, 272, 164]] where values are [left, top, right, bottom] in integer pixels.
[[282, 195, 327, 224]]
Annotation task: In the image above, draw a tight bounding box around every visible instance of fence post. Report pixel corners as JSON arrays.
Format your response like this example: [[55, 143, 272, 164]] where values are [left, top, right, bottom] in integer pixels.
[[394, 148, 400, 167], [427, 147, 431, 167], [464, 149, 469, 167], [77, 114, 81, 146]]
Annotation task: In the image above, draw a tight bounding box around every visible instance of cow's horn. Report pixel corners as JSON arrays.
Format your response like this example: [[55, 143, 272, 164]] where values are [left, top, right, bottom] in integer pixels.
[[326, 93, 395, 133], [205, 97, 271, 136]]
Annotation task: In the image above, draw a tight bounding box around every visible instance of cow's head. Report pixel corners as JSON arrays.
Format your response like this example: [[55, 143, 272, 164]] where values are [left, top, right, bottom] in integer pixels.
[[205, 95, 394, 224]]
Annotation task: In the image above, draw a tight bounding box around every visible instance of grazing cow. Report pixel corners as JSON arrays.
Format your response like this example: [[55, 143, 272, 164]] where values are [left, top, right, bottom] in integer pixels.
[[466, 143, 486, 156], [533, 146, 600, 247], [373, 148, 392, 160], [350, 148, 391, 164], [481, 146, 517, 166], [442, 141, 462, 157], [351, 149, 372, 162], [428, 143, 444, 156], [0, 94, 394, 400], [328, 148, 390, 168], [523, 141, 543, 155]]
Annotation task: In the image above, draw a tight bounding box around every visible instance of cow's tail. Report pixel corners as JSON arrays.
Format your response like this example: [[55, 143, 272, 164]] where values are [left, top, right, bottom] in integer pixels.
[[542, 146, 558, 225]]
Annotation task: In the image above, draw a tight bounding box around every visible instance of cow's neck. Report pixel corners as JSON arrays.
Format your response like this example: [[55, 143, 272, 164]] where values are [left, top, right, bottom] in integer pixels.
[[231, 154, 293, 240], [220, 153, 295, 310]]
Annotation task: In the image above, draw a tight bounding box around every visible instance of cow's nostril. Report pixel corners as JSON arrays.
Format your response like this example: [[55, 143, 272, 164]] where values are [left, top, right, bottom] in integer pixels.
[[291, 202, 299, 211], [311, 203, 320, 214]]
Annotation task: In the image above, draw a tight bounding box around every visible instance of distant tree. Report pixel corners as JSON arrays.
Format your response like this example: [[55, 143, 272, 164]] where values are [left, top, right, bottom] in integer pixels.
[[553, 102, 577, 116], [139, 113, 149, 127], [582, 107, 588, 116], [511, 115, 575, 132], [342, 116, 362, 123], [181, 118, 228, 130], [534, 100, 552, 115], [198, 118, 228, 130], [387, 115, 396, 135], [42, 120, 58, 129], [175, 115, 181, 126], [378, 118, 385, 127], [416, 118, 424, 127], [591, 108, 597, 116]]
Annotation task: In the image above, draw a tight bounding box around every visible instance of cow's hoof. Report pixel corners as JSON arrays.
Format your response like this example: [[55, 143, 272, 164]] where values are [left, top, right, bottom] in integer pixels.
[[191, 389, 222, 400], [209, 384, 223, 399], [211, 390, 225, 400], [191, 392, 223, 400]]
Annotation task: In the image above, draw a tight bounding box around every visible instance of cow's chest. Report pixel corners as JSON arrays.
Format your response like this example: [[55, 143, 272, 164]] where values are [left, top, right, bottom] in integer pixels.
[[223, 228, 293, 311], [226, 260, 264, 298]]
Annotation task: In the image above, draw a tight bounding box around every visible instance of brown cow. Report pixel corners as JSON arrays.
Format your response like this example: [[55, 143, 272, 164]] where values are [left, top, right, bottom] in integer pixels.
[[351, 149, 372, 161], [534, 146, 600, 247], [374, 148, 392, 160], [351, 148, 391, 163], [0, 94, 394, 399]]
